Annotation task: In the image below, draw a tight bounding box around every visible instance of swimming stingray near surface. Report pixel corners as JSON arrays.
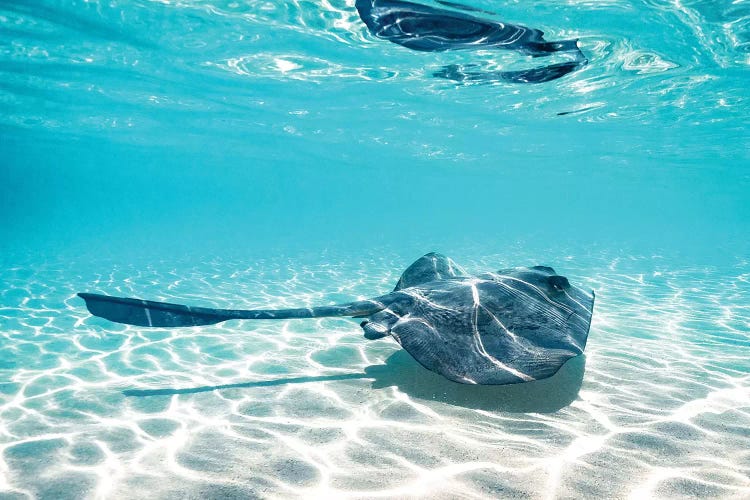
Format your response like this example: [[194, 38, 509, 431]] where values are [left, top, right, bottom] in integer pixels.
[[78, 253, 595, 385], [355, 0, 588, 83]]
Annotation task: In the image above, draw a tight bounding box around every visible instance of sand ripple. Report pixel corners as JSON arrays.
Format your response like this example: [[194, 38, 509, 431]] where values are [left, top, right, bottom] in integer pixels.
[[1, 251, 748, 498]]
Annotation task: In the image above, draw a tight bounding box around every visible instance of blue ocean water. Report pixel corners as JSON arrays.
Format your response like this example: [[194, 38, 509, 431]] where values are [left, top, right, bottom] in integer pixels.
[[1, 0, 749, 498]]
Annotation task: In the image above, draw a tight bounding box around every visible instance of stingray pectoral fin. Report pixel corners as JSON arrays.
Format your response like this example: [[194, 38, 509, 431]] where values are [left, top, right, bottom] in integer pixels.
[[390, 318, 480, 384], [393, 317, 542, 385], [78, 293, 234, 327]]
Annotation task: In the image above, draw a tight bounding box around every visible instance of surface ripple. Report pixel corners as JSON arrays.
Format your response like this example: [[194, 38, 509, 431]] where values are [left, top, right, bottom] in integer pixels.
[[0, 0, 747, 158]]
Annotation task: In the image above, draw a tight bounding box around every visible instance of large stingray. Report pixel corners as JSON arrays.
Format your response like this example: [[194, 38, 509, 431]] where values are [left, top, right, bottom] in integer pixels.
[[78, 253, 595, 385], [356, 0, 587, 84]]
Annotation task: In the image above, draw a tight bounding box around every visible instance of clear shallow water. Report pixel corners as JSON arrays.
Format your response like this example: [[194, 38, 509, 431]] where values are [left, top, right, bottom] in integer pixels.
[[1, 0, 749, 498]]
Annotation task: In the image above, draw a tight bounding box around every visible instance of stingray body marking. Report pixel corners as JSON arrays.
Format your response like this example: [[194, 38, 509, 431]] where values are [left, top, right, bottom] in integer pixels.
[[355, 0, 587, 84], [78, 253, 595, 385]]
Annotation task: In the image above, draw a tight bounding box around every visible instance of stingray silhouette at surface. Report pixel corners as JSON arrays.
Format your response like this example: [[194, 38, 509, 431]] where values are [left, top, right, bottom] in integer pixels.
[[355, 0, 587, 84], [79, 253, 595, 385]]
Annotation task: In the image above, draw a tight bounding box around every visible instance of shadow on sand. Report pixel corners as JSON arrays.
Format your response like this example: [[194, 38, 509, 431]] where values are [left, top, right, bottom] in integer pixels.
[[123, 351, 586, 413]]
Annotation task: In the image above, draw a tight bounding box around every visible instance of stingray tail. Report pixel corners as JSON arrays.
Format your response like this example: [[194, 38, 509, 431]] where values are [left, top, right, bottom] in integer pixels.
[[77, 293, 387, 328]]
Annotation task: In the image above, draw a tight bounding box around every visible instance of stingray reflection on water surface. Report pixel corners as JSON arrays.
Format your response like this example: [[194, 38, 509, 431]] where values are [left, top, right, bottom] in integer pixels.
[[79, 253, 595, 386], [355, 0, 588, 83]]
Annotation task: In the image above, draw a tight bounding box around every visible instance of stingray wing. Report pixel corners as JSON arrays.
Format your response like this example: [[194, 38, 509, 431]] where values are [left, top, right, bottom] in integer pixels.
[[393, 253, 468, 291], [370, 270, 594, 385]]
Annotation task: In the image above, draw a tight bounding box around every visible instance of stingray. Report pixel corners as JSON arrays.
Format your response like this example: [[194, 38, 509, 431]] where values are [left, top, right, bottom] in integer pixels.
[[78, 253, 594, 385], [355, 0, 587, 84]]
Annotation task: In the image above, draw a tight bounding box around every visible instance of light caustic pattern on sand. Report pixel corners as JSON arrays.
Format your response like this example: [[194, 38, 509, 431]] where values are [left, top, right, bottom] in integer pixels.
[[0, 252, 749, 499]]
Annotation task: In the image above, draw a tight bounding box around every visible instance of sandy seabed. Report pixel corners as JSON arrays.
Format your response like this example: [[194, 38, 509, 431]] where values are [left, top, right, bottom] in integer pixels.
[[1, 251, 748, 499]]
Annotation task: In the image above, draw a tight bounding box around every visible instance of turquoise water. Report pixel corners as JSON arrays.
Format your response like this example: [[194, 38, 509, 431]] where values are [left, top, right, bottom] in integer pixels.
[[1, 0, 749, 498]]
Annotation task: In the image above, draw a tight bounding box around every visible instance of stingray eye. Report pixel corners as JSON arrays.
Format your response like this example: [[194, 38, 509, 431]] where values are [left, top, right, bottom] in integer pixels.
[[547, 275, 570, 292]]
